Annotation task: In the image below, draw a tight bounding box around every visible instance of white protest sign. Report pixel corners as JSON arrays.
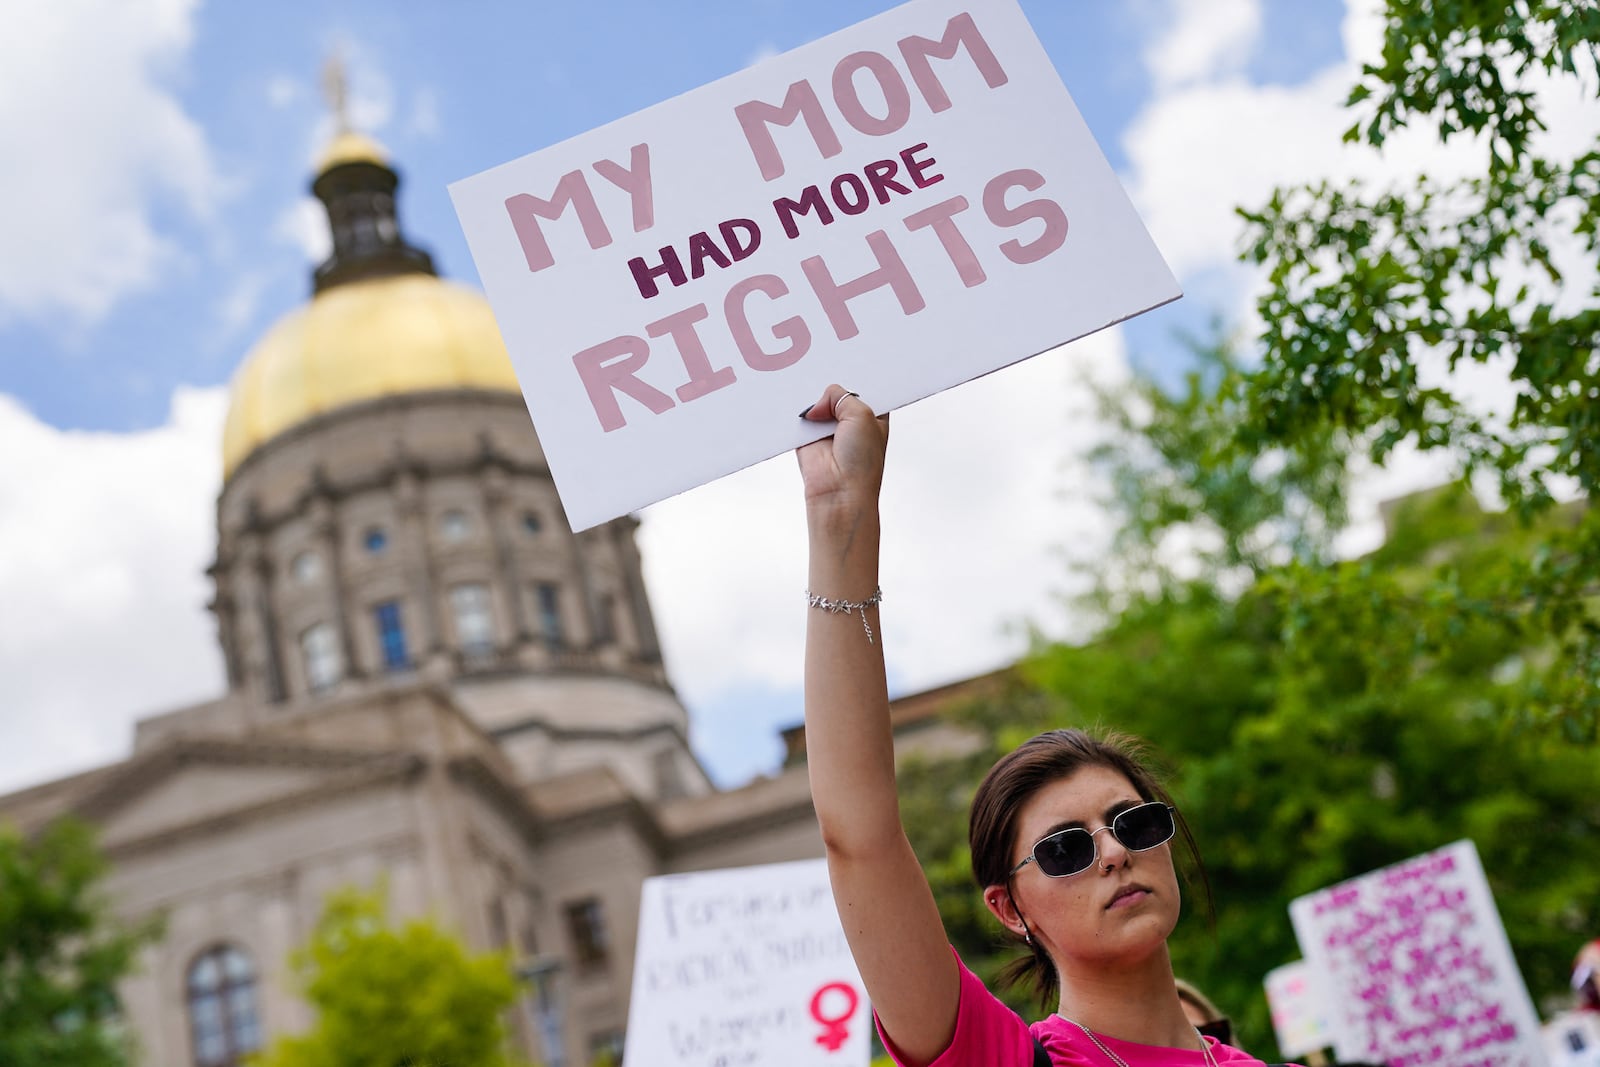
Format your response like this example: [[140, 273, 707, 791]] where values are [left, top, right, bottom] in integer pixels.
[[1289, 840, 1544, 1067], [451, 0, 1180, 529], [623, 859, 869, 1067], [1264, 960, 1336, 1059], [1544, 1013, 1600, 1067]]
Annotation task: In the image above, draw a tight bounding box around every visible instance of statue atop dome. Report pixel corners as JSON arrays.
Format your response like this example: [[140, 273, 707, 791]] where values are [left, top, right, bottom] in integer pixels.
[[322, 50, 352, 134], [308, 58, 430, 294]]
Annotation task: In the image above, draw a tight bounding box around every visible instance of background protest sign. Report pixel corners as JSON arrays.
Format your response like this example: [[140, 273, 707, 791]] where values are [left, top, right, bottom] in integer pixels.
[[623, 858, 868, 1067], [451, 0, 1179, 529], [1263, 960, 1336, 1060], [1289, 840, 1544, 1067]]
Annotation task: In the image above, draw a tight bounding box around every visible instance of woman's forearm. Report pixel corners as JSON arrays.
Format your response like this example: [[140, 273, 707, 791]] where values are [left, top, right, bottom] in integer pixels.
[[803, 501, 902, 850]]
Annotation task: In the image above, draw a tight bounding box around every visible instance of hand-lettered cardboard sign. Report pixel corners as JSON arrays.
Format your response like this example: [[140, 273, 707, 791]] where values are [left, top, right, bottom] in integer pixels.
[[1289, 840, 1544, 1067], [450, 0, 1180, 529], [622, 859, 869, 1067], [1264, 960, 1336, 1060]]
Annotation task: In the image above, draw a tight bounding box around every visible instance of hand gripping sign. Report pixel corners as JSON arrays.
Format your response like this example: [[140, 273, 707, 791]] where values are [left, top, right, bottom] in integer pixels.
[[451, 0, 1180, 529], [624, 859, 870, 1067]]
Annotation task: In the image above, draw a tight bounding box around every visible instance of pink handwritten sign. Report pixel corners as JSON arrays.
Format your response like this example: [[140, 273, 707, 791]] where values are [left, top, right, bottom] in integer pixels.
[[1289, 841, 1543, 1067], [623, 860, 869, 1067], [451, 0, 1179, 529]]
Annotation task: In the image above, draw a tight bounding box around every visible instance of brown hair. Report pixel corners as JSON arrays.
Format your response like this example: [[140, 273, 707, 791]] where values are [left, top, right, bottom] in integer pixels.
[[1174, 976, 1224, 1022], [967, 728, 1210, 1009]]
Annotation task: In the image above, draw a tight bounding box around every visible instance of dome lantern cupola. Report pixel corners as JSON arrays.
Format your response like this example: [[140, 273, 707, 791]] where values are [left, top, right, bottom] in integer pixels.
[[310, 58, 434, 294]]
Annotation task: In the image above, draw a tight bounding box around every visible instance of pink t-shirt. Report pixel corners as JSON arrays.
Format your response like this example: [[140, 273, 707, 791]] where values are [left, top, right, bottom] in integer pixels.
[[876, 952, 1287, 1067]]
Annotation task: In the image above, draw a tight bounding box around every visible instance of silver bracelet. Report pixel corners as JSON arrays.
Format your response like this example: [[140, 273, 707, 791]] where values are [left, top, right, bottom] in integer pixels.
[[804, 586, 884, 644]]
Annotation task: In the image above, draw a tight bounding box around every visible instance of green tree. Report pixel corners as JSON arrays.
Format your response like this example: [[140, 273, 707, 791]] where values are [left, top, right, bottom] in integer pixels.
[[1025, 486, 1600, 1054], [252, 887, 528, 1067], [898, 348, 1600, 1058], [1237, 0, 1600, 740], [0, 818, 162, 1067]]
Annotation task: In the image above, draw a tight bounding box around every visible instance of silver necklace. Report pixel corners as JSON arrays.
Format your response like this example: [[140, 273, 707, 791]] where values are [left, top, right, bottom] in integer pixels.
[[1065, 1019, 1219, 1067]]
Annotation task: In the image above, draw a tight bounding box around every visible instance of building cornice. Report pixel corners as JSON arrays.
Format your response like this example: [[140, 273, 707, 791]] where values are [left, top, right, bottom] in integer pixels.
[[96, 751, 426, 861], [220, 389, 536, 498], [75, 737, 421, 823]]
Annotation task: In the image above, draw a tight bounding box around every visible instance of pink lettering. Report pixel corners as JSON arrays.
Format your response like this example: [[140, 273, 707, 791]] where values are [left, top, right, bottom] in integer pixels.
[[983, 169, 1068, 265], [897, 12, 1009, 113], [831, 50, 912, 137], [900, 143, 943, 189], [628, 246, 688, 299], [737, 13, 1007, 183], [592, 143, 655, 233], [572, 336, 674, 432], [687, 231, 732, 278], [800, 229, 926, 341], [505, 171, 613, 272], [774, 146, 942, 240], [720, 219, 762, 262], [735, 81, 842, 182], [863, 158, 911, 203], [725, 274, 812, 372], [774, 185, 835, 240], [830, 173, 871, 215], [646, 304, 738, 402], [903, 195, 985, 287]]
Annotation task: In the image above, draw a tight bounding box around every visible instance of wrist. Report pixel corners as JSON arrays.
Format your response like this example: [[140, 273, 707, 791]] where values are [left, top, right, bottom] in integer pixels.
[[805, 492, 880, 534]]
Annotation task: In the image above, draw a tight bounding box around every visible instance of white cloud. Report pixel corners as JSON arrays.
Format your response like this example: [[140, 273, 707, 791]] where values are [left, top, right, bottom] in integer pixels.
[[214, 271, 269, 341], [276, 196, 331, 263], [0, 387, 227, 794], [1143, 0, 1263, 92], [266, 73, 301, 109], [745, 42, 780, 68], [407, 87, 441, 139], [1124, 0, 1599, 546], [0, 0, 219, 324], [1126, 0, 1597, 294]]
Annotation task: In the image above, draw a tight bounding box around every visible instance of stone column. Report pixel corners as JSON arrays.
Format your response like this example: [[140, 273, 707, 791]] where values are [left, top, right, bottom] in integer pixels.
[[566, 525, 601, 650], [119, 942, 170, 1067], [394, 463, 446, 669], [256, 871, 308, 1032], [613, 518, 663, 663], [232, 531, 286, 704], [255, 549, 287, 703], [481, 465, 530, 644], [208, 560, 244, 690], [307, 478, 362, 681]]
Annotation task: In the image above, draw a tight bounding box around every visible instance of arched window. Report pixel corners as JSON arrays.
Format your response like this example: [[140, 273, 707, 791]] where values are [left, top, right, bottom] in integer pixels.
[[449, 583, 496, 659], [300, 621, 343, 692], [290, 550, 322, 585], [438, 508, 473, 543], [186, 944, 261, 1067]]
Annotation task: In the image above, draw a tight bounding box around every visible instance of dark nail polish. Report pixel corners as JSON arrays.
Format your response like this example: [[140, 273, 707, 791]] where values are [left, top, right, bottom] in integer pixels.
[[798, 407, 814, 418]]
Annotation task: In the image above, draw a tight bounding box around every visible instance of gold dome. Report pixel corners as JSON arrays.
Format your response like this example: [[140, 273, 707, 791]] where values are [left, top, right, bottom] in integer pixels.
[[317, 129, 390, 172], [221, 274, 522, 478]]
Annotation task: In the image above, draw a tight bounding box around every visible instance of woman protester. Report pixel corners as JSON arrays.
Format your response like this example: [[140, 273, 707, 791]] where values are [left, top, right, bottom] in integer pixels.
[[797, 385, 1292, 1067]]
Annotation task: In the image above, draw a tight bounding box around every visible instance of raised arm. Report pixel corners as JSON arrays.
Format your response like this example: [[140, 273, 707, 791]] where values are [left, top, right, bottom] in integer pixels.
[[798, 385, 959, 1066]]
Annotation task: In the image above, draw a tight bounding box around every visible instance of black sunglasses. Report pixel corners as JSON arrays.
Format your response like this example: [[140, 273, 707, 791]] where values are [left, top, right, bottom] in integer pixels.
[[1009, 801, 1176, 878]]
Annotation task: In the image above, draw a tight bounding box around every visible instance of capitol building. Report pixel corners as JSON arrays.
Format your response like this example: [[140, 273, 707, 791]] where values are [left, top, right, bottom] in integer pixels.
[[0, 122, 914, 1067]]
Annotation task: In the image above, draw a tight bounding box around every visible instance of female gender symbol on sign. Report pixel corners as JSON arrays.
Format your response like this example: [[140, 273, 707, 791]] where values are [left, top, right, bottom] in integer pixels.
[[809, 981, 860, 1052]]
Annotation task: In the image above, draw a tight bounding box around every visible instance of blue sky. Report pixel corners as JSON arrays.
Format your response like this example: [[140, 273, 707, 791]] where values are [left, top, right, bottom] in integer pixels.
[[2, 0, 1345, 435], [2, 0, 1475, 793]]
